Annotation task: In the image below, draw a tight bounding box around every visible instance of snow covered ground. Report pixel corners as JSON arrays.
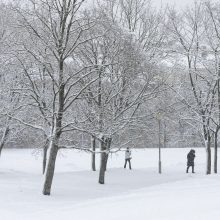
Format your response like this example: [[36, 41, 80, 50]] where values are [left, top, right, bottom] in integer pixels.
[[0, 148, 220, 220]]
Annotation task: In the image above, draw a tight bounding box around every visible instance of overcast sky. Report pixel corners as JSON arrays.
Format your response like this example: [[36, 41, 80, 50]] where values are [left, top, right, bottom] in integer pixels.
[[152, 0, 218, 10]]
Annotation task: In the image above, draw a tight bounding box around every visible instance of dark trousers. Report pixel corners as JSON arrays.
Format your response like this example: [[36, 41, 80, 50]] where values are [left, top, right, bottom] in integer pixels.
[[124, 159, 131, 169], [186, 165, 194, 173]]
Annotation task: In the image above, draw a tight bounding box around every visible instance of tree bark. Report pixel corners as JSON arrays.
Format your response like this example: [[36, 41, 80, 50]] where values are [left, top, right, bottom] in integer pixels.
[[206, 135, 212, 175], [103, 152, 108, 172], [0, 125, 10, 157], [99, 136, 107, 184], [214, 131, 218, 173], [43, 59, 64, 195], [99, 136, 112, 184], [42, 140, 59, 195], [103, 137, 112, 171], [214, 62, 220, 174], [163, 121, 167, 148], [43, 139, 49, 174], [91, 136, 96, 171]]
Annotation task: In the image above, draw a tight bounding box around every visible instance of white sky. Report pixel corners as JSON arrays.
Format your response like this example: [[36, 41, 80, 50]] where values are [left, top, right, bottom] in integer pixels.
[[152, 0, 218, 10], [2, 0, 219, 11]]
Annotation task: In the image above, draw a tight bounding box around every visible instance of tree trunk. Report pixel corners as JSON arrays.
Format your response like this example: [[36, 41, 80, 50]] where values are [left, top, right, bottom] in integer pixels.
[[42, 53, 65, 195], [43, 139, 49, 174], [42, 140, 59, 195], [214, 131, 218, 174], [215, 62, 220, 173], [91, 136, 96, 171], [163, 121, 167, 148], [0, 125, 10, 157], [42, 103, 63, 195], [206, 135, 211, 175], [103, 137, 111, 171], [99, 136, 107, 184], [103, 153, 108, 172], [99, 136, 112, 184]]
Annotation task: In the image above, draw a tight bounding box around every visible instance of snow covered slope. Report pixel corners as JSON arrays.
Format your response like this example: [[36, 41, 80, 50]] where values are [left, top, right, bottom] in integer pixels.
[[0, 148, 219, 220]]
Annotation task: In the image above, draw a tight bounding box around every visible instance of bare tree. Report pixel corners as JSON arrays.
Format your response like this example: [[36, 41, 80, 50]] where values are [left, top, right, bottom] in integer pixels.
[[167, 3, 218, 174], [74, 0, 166, 183], [0, 4, 25, 156], [13, 0, 98, 195]]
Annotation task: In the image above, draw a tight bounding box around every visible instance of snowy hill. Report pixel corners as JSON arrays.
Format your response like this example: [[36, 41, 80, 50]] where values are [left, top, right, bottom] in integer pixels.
[[0, 148, 220, 220]]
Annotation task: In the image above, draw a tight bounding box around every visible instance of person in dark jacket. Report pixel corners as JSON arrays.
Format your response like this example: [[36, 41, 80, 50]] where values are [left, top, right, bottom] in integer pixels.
[[186, 149, 196, 173]]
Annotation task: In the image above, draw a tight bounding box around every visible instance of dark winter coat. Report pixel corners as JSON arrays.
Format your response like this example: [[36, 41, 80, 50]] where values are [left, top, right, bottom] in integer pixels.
[[187, 150, 195, 166]]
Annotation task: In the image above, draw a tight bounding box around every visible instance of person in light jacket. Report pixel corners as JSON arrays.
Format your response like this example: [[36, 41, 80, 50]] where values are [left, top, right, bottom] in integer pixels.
[[124, 147, 132, 169], [186, 149, 196, 173]]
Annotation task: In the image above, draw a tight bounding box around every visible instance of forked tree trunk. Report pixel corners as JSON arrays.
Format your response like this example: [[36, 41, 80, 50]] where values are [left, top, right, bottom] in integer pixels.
[[42, 38, 65, 195], [214, 131, 218, 174], [43, 139, 49, 174], [42, 139, 59, 195], [91, 136, 96, 171], [0, 125, 10, 157]]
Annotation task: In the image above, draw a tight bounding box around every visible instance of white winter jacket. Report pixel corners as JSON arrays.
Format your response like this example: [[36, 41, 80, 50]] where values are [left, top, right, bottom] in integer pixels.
[[125, 150, 131, 159]]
